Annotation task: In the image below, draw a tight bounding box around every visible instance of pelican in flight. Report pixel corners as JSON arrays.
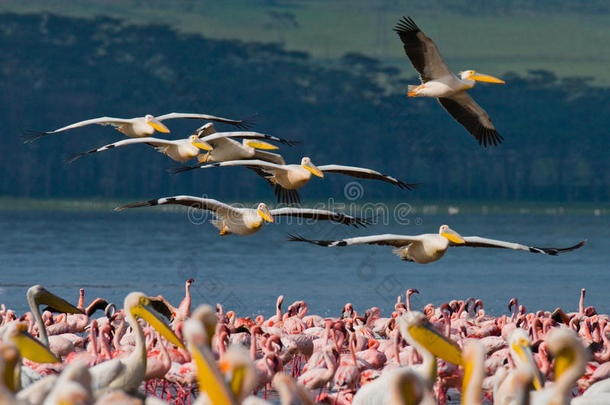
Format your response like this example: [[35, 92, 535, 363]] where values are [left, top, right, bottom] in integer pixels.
[[68, 128, 293, 164], [26, 112, 252, 142], [115, 195, 368, 235], [193, 122, 290, 165], [394, 17, 506, 146], [288, 224, 585, 264], [173, 157, 416, 204]]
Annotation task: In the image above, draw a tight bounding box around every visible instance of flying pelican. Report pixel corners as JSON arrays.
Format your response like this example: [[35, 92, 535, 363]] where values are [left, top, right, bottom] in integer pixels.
[[88, 292, 184, 396], [394, 17, 506, 146], [172, 157, 416, 204], [26, 112, 252, 142], [114, 195, 368, 235], [193, 123, 290, 165], [288, 224, 585, 264], [68, 130, 293, 164]]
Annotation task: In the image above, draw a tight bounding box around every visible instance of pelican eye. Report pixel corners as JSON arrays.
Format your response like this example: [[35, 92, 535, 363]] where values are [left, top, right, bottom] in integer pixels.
[[140, 297, 150, 306]]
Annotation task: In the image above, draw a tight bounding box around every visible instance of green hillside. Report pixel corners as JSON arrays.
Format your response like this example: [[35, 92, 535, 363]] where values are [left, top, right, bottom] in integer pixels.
[[2, 0, 609, 84]]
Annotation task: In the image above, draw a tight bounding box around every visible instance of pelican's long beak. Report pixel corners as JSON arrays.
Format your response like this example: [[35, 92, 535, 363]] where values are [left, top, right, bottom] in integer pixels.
[[303, 161, 324, 178], [131, 301, 185, 349], [244, 139, 279, 150], [192, 140, 214, 151], [10, 323, 59, 363], [512, 340, 544, 390], [407, 322, 464, 366], [219, 360, 248, 400], [258, 206, 274, 223], [35, 288, 84, 315], [468, 72, 505, 84], [147, 117, 171, 133], [441, 228, 466, 244], [185, 321, 237, 405], [554, 346, 575, 381]]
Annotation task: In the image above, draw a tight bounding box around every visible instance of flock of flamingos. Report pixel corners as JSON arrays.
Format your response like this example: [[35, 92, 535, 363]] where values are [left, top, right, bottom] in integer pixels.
[[0, 282, 608, 404]]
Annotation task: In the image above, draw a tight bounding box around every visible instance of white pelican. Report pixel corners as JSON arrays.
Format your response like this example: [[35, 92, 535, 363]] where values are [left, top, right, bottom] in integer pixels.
[[394, 17, 505, 146], [461, 340, 485, 405], [26, 112, 252, 142], [508, 328, 545, 391], [173, 157, 416, 204], [115, 195, 368, 235], [288, 224, 585, 264], [88, 292, 184, 396], [193, 123, 290, 165], [352, 311, 462, 404]]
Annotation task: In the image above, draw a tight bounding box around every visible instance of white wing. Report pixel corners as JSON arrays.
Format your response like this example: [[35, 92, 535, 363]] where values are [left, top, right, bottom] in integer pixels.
[[288, 233, 425, 247], [458, 236, 586, 255], [316, 164, 416, 190], [26, 116, 134, 142], [172, 159, 287, 175], [155, 112, 250, 128], [69, 137, 180, 162], [114, 195, 238, 218], [89, 358, 125, 391], [199, 131, 296, 146]]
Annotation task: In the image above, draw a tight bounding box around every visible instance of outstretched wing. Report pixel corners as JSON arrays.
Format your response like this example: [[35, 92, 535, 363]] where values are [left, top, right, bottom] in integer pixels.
[[394, 16, 452, 82], [316, 164, 417, 190], [199, 131, 297, 147], [114, 195, 237, 218], [171, 159, 286, 175], [155, 112, 254, 129], [287, 233, 424, 247], [455, 236, 586, 255], [68, 137, 177, 162], [25, 116, 133, 143], [438, 92, 503, 147], [270, 208, 369, 228]]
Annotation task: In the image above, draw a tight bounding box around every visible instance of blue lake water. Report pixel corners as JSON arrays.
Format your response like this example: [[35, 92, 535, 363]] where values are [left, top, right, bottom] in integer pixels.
[[1, 206, 608, 318]]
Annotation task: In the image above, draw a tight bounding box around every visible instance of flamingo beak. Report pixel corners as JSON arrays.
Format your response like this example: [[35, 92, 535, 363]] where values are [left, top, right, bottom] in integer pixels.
[[407, 322, 464, 366], [131, 302, 185, 349], [258, 206, 274, 223], [468, 72, 505, 84], [185, 320, 236, 405], [147, 118, 171, 133], [441, 228, 465, 244], [10, 323, 59, 363], [244, 139, 279, 150], [512, 340, 544, 390], [303, 161, 324, 178], [192, 140, 214, 151]]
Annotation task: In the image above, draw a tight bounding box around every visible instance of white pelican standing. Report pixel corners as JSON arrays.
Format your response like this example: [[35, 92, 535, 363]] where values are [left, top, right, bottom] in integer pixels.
[[173, 157, 416, 204], [394, 17, 506, 146], [88, 292, 184, 397], [193, 123, 290, 165], [26, 111, 252, 142], [115, 195, 368, 236], [288, 224, 585, 264]]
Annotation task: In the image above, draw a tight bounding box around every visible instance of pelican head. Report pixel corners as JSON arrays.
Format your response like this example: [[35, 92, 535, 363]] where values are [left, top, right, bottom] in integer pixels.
[[301, 157, 324, 178], [188, 134, 213, 151], [124, 292, 185, 349], [219, 346, 257, 402], [459, 70, 505, 84], [439, 225, 465, 244], [2, 322, 59, 364], [144, 114, 170, 133], [257, 203, 274, 223], [548, 328, 588, 381], [399, 311, 464, 366], [509, 328, 544, 390]]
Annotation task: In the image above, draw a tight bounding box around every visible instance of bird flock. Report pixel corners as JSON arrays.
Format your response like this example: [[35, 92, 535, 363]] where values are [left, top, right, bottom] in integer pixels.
[[0, 285, 609, 404], [10, 13, 602, 405]]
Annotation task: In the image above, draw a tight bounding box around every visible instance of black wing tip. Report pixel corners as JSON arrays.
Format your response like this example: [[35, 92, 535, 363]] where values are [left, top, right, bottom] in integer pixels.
[[114, 198, 158, 211], [238, 113, 258, 130], [66, 153, 85, 164], [23, 130, 50, 144], [286, 233, 335, 246], [476, 128, 504, 147], [393, 16, 419, 34], [168, 165, 200, 174], [397, 180, 419, 190], [530, 240, 586, 255], [275, 185, 301, 205]]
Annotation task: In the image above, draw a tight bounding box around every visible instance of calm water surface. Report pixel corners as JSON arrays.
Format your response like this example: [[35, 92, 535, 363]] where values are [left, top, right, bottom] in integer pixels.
[[1, 208, 608, 317]]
